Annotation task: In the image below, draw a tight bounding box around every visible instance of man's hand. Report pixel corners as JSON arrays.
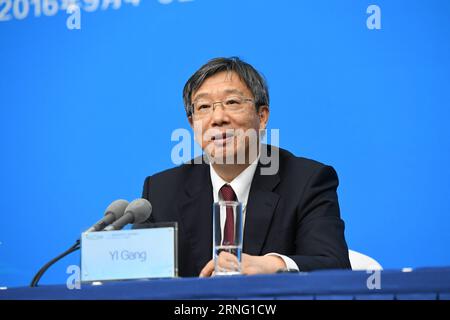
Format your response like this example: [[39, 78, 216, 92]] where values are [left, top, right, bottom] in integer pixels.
[[199, 252, 287, 277]]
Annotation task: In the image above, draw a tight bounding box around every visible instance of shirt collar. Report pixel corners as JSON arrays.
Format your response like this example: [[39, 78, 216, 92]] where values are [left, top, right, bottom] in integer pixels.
[[209, 156, 259, 204]]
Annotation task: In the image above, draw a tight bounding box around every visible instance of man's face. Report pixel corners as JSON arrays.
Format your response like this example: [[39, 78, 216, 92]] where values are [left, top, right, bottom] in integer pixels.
[[188, 71, 269, 164]]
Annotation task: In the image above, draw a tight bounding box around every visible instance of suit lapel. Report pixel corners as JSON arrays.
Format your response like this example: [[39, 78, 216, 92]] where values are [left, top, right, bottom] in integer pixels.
[[243, 160, 280, 255], [177, 146, 281, 272], [178, 163, 213, 274]]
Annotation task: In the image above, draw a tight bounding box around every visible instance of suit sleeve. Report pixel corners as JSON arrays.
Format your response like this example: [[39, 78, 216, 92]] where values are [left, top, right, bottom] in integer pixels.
[[142, 175, 151, 200], [288, 165, 351, 271], [133, 176, 154, 228]]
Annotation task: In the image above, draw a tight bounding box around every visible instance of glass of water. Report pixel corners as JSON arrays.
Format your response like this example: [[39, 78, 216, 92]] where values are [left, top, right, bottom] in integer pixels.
[[213, 201, 243, 276]]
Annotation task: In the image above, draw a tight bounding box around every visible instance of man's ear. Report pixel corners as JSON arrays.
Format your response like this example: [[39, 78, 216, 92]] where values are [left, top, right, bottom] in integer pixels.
[[258, 105, 269, 129], [188, 115, 194, 129]]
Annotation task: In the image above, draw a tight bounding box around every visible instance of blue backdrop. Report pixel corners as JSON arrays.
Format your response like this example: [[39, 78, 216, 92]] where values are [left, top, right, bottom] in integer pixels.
[[1, 0, 449, 287]]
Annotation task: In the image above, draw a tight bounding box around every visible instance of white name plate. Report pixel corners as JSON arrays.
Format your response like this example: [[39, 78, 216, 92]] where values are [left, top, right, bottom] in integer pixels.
[[81, 224, 177, 282]]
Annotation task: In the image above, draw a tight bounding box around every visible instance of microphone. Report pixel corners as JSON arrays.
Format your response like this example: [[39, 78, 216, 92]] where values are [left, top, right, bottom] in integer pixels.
[[103, 198, 152, 231], [30, 198, 131, 287], [85, 199, 129, 232]]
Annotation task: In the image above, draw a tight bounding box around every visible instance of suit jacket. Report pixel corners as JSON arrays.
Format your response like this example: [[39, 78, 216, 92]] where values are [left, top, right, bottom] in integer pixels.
[[134, 146, 351, 277]]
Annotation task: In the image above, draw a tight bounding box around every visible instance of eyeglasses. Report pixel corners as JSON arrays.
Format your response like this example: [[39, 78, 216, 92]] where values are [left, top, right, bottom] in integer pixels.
[[190, 96, 254, 117]]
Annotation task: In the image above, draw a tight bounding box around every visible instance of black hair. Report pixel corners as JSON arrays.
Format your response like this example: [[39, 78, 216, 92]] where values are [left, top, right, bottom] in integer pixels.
[[183, 57, 269, 116]]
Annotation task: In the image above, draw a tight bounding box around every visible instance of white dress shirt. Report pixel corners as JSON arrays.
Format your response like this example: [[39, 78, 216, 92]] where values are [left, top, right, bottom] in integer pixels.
[[209, 158, 299, 271]]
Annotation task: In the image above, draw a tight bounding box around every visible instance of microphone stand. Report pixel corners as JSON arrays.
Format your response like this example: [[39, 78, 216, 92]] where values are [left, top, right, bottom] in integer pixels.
[[30, 239, 81, 287]]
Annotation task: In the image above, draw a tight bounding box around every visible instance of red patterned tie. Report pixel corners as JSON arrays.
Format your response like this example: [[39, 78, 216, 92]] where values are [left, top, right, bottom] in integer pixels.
[[219, 184, 237, 246]]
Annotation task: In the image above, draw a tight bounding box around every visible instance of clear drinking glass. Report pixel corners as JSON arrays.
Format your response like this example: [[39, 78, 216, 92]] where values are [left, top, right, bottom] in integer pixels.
[[213, 201, 243, 276]]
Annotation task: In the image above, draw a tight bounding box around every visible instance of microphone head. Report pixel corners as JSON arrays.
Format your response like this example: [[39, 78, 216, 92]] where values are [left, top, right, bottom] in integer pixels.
[[104, 199, 129, 220], [125, 198, 152, 224]]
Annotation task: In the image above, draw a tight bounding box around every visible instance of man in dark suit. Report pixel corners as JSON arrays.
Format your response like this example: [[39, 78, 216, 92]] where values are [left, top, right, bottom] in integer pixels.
[[134, 57, 351, 277]]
